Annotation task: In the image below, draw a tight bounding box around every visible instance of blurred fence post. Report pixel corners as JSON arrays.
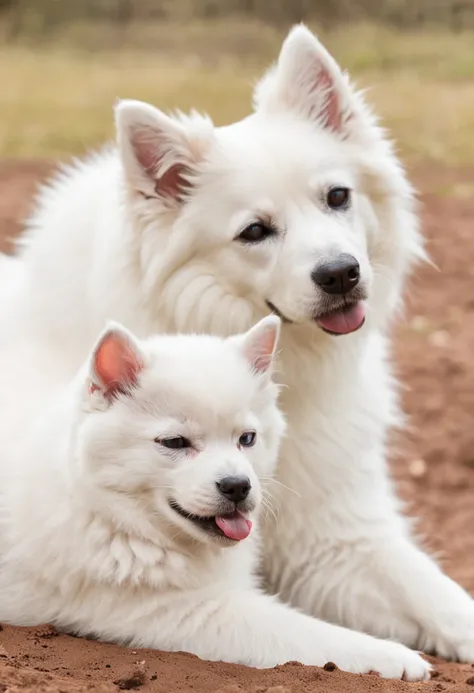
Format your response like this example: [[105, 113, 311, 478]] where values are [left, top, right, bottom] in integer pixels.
[[4, 0, 22, 41]]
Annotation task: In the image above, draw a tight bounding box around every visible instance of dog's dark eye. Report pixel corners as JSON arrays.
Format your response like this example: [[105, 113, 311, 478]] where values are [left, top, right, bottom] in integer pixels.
[[239, 431, 257, 447], [238, 222, 275, 244], [326, 187, 350, 210], [157, 436, 191, 450]]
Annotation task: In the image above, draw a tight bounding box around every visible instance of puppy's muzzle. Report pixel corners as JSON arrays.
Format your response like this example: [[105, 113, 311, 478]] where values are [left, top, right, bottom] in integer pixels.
[[216, 475, 251, 504]]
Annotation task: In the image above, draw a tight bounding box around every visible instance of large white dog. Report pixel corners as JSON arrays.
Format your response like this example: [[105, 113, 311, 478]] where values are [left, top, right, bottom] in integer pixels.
[[2, 24, 473, 668]]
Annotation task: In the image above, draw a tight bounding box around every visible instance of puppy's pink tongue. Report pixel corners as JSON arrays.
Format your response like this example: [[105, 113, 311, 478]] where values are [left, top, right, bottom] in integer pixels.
[[317, 302, 366, 335], [215, 511, 252, 541]]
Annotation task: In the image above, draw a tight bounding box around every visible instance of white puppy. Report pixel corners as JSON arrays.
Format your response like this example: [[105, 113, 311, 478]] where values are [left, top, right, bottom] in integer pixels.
[[2, 24, 473, 667], [0, 317, 427, 678]]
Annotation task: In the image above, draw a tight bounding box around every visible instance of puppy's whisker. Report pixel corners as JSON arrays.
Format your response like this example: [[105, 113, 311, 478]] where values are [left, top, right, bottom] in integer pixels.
[[261, 477, 301, 498]]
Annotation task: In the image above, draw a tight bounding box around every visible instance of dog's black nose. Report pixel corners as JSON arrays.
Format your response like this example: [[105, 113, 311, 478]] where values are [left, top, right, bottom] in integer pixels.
[[216, 476, 251, 503], [311, 254, 360, 295]]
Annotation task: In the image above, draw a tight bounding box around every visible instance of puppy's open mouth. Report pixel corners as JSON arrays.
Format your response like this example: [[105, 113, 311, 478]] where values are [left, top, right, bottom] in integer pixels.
[[169, 500, 252, 541], [315, 301, 366, 335]]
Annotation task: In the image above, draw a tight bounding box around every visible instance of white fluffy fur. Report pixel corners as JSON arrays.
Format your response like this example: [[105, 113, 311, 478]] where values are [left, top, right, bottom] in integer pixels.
[[1, 23, 473, 675], [0, 318, 428, 678]]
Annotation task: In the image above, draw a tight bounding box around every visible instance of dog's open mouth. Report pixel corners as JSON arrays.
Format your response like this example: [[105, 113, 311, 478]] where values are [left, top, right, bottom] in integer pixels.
[[315, 301, 366, 335], [169, 500, 252, 541], [267, 299, 366, 335], [266, 300, 292, 324]]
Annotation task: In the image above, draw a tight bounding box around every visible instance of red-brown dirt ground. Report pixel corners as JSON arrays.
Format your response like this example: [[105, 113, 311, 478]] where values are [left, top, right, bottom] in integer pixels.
[[0, 159, 473, 693]]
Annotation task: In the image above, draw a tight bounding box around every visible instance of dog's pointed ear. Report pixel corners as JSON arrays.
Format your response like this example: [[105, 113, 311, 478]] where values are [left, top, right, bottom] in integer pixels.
[[238, 315, 281, 378], [115, 99, 214, 205], [254, 24, 358, 136], [88, 322, 146, 402]]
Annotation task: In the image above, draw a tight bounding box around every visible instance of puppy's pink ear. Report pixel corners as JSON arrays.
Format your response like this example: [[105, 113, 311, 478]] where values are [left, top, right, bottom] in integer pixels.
[[89, 323, 145, 401], [115, 99, 214, 205], [240, 316, 281, 377], [254, 24, 353, 135]]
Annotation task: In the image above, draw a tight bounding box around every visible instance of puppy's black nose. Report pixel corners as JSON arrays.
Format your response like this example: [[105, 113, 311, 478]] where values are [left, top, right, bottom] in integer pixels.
[[216, 476, 251, 503], [312, 254, 360, 295]]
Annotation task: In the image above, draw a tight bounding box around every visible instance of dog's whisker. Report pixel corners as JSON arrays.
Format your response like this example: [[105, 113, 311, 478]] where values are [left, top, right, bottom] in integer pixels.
[[260, 494, 279, 524], [147, 485, 174, 490], [261, 477, 301, 498]]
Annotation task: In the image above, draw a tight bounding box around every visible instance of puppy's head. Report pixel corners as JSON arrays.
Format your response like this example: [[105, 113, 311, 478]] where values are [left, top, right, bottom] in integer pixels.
[[77, 317, 284, 546], [115, 25, 423, 338]]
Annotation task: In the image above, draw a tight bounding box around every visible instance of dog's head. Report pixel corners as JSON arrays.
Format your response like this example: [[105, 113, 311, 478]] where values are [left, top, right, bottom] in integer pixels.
[[115, 25, 423, 338], [77, 317, 284, 546]]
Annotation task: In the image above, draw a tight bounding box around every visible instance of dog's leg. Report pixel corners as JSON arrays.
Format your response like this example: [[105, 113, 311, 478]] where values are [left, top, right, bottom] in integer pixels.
[[265, 351, 474, 664], [267, 497, 474, 662], [298, 532, 474, 663], [120, 589, 430, 678]]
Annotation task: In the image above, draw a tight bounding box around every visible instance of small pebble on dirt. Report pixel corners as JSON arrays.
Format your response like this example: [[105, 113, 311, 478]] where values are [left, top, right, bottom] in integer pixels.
[[410, 315, 430, 333], [114, 676, 145, 690], [428, 330, 451, 348], [465, 676, 474, 685], [114, 668, 146, 690], [323, 662, 337, 671], [409, 458, 427, 477]]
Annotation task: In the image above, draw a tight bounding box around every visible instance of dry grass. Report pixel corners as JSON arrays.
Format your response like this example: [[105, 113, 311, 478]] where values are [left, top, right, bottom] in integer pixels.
[[1, 20, 474, 163]]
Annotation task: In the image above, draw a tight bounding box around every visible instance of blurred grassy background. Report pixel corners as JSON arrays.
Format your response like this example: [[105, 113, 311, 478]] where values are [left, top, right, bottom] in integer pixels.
[[0, 0, 473, 164]]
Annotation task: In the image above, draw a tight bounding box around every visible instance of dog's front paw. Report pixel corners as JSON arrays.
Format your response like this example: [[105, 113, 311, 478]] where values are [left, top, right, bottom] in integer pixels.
[[357, 640, 431, 681], [332, 633, 431, 681], [428, 616, 474, 663], [456, 638, 474, 664], [417, 600, 474, 663]]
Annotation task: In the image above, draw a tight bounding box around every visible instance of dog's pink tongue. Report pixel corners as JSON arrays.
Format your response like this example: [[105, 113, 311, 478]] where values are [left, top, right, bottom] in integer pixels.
[[317, 302, 366, 335], [215, 511, 252, 541]]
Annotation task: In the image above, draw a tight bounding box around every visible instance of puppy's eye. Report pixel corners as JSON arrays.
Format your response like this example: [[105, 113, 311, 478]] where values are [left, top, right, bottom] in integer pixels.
[[156, 436, 191, 450], [239, 431, 257, 447], [326, 187, 350, 210], [237, 222, 275, 244]]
